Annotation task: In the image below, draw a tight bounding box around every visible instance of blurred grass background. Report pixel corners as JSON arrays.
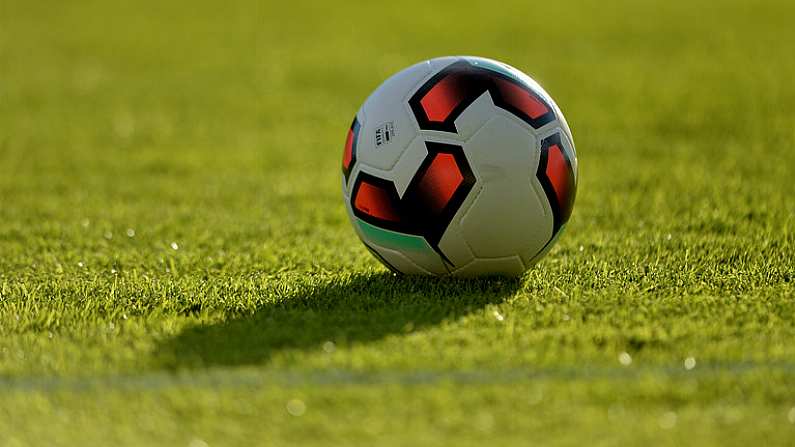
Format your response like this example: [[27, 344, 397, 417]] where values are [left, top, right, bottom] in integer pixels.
[[1, 0, 794, 445]]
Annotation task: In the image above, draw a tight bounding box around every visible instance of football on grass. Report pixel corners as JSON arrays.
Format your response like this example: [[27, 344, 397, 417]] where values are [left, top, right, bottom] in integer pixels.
[[341, 56, 578, 276]]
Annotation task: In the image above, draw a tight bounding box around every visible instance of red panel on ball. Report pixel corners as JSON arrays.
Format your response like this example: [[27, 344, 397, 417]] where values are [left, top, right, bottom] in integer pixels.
[[354, 181, 401, 222], [416, 153, 463, 213], [545, 144, 575, 220], [343, 128, 354, 170], [419, 73, 467, 123], [494, 78, 550, 119]]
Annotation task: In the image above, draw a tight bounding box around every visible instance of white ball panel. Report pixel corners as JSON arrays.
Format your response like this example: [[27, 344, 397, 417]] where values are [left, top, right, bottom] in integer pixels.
[[368, 243, 432, 275], [355, 135, 430, 199], [437, 219, 475, 268], [386, 136, 428, 197], [344, 192, 365, 240], [452, 256, 526, 277], [459, 116, 552, 258], [402, 249, 449, 276], [357, 62, 430, 171], [451, 91, 498, 141]]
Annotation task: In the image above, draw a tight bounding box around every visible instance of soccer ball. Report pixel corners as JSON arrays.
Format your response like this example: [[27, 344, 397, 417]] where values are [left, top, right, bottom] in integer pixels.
[[341, 56, 577, 277]]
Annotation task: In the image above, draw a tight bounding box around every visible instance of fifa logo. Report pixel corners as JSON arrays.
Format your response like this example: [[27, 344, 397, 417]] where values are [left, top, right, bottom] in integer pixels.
[[374, 122, 395, 148]]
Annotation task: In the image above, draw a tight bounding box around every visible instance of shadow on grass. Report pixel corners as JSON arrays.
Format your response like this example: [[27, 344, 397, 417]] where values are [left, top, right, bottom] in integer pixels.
[[157, 272, 520, 369]]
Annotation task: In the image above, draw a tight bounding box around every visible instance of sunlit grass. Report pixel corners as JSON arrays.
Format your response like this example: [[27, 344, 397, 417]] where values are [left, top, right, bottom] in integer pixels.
[[0, 0, 794, 445]]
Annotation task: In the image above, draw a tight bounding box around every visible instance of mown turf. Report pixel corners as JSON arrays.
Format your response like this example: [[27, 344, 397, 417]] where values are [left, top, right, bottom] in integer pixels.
[[1, 0, 794, 445]]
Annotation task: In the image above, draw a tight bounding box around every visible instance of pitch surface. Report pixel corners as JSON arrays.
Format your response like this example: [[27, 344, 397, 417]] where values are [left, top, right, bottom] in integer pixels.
[[1, 0, 794, 445]]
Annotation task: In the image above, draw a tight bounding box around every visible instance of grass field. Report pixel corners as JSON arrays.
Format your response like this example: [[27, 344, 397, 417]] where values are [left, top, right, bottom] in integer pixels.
[[1, 0, 795, 445]]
